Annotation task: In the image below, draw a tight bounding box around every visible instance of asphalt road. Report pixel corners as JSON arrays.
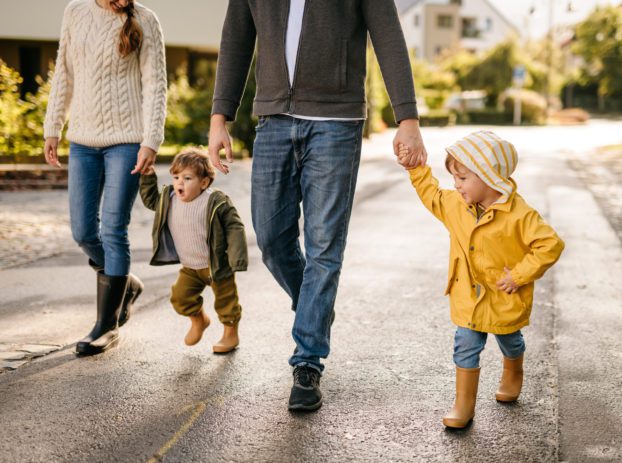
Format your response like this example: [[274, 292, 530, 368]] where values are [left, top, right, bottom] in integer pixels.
[[1, 122, 621, 462]]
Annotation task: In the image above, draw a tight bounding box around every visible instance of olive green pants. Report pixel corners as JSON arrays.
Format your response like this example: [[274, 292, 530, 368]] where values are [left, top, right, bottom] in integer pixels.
[[170, 267, 241, 325]]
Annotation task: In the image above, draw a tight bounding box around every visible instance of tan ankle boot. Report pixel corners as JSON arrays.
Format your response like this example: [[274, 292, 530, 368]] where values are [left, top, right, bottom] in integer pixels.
[[443, 367, 481, 429], [495, 354, 524, 402], [184, 310, 210, 346], [212, 323, 239, 354]]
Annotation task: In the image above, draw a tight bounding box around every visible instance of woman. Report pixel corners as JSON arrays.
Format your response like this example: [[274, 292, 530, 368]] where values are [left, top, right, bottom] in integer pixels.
[[44, 0, 167, 355]]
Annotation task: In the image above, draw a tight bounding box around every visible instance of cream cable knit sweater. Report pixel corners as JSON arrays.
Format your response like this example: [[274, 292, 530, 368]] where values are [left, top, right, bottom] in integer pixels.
[[44, 0, 167, 152]]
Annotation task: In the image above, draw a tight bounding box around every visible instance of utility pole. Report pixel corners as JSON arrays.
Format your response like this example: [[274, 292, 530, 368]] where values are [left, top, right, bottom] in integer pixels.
[[545, 0, 555, 113]]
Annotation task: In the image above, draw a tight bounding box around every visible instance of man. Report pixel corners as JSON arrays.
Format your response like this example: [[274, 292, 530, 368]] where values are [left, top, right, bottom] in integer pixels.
[[208, 0, 427, 411]]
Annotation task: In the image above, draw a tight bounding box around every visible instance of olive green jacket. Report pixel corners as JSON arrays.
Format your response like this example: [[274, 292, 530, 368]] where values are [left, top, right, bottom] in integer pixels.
[[139, 173, 248, 281]]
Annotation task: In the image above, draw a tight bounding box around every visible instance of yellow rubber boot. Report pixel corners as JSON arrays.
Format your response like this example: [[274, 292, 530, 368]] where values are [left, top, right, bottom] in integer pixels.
[[213, 323, 239, 354], [495, 354, 524, 402], [184, 310, 210, 346], [443, 367, 481, 429]]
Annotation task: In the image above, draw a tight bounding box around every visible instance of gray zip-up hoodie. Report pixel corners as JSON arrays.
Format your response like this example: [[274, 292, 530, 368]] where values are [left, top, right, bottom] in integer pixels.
[[212, 0, 418, 123]]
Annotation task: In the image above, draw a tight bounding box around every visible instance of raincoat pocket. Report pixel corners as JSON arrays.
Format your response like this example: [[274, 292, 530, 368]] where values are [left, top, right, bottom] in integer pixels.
[[444, 257, 459, 295]]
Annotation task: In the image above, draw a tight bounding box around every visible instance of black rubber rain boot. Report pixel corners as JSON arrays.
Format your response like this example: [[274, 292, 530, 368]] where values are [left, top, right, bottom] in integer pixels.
[[76, 273, 129, 356], [118, 274, 143, 327], [88, 260, 143, 327]]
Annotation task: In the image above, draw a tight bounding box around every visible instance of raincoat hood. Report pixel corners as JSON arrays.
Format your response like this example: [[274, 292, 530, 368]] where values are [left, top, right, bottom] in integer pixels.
[[446, 131, 518, 204]]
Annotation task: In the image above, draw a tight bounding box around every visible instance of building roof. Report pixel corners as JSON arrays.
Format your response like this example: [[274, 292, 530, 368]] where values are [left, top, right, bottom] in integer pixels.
[[394, 0, 422, 14], [0, 0, 226, 50], [396, 0, 517, 33]]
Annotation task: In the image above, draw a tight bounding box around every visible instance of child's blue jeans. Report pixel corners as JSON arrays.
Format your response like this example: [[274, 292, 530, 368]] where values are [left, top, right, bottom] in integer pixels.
[[453, 327, 525, 368]]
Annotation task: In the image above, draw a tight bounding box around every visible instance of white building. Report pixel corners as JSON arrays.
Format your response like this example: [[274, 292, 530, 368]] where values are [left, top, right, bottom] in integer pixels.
[[397, 0, 518, 61], [0, 0, 227, 95]]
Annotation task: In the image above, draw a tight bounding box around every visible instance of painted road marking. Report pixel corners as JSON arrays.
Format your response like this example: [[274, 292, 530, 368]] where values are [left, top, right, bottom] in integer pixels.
[[147, 401, 207, 462]]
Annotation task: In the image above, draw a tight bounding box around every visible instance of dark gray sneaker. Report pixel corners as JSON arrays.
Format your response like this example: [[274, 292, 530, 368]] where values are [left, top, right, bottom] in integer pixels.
[[288, 365, 323, 412]]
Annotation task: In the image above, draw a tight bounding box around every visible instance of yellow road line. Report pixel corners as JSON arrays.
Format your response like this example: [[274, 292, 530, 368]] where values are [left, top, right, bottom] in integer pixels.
[[147, 401, 207, 463]]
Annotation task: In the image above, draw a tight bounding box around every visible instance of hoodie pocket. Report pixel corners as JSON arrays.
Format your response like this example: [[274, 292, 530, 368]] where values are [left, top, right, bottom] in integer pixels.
[[444, 257, 459, 295]]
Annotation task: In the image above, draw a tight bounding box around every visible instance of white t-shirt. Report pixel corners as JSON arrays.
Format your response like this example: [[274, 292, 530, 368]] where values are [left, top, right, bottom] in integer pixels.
[[284, 0, 363, 122]]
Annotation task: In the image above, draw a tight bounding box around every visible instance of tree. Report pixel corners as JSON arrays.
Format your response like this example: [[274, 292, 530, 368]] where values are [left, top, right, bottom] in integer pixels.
[[456, 40, 517, 105], [439, 38, 557, 108], [572, 6, 622, 106]]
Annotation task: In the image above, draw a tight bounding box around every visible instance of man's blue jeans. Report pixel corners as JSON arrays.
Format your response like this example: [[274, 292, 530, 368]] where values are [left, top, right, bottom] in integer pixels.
[[251, 115, 364, 373], [68, 143, 140, 276], [453, 327, 526, 369]]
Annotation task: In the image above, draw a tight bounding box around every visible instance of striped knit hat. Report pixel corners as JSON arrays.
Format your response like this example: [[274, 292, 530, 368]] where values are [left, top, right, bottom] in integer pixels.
[[445, 130, 518, 202]]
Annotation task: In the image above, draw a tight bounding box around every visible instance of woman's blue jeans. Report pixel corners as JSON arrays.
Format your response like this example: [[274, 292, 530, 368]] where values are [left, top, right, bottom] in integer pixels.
[[251, 115, 364, 373], [453, 326, 526, 369], [68, 142, 140, 276]]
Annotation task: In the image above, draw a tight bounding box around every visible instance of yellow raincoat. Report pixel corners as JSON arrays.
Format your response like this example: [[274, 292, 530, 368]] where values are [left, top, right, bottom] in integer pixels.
[[408, 166, 565, 334]]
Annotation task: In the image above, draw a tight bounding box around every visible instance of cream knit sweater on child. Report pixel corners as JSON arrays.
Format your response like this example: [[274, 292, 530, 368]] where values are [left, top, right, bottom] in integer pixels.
[[44, 0, 167, 152]]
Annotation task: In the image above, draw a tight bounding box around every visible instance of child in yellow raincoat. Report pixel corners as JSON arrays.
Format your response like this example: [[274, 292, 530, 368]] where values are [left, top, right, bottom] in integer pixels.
[[398, 131, 564, 429]]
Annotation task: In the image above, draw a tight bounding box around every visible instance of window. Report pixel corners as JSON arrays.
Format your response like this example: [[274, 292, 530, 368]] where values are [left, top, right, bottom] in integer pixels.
[[435, 46, 443, 56], [461, 18, 480, 38], [486, 18, 493, 31], [414, 14, 419, 27], [437, 15, 454, 28], [19, 47, 41, 98]]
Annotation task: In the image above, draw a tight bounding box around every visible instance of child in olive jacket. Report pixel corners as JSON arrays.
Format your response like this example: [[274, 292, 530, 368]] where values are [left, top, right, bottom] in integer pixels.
[[140, 148, 247, 353], [398, 131, 564, 429]]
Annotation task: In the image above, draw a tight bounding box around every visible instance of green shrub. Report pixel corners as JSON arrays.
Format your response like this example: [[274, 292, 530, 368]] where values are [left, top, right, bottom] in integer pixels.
[[456, 109, 513, 125], [166, 60, 258, 154], [419, 109, 455, 127], [380, 103, 398, 128], [499, 89, 547, 124], [0, 60, 35, 159], [0, 58, 260, 161]]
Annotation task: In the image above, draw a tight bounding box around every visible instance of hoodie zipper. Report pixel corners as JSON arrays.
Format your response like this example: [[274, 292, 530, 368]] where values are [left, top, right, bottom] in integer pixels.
[[284, 0, 309, 113]]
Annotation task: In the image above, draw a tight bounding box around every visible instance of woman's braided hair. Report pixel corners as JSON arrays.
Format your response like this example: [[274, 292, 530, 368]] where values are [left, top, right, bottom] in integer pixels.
[[118, 0, 142, 57]]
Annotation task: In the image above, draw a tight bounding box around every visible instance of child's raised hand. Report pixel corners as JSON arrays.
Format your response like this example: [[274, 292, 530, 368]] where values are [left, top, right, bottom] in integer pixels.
[[496, 267, 520, 294], [397, 143, 412, 168], [398, 143, 410, 158]]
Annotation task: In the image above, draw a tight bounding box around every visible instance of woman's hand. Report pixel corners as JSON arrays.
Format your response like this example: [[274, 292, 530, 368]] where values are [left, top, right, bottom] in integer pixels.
[[132, 146, 157, 175], [44, 137, 62, 168]]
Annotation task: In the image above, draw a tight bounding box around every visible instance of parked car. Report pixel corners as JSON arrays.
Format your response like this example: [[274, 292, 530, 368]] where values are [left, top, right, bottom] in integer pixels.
[[444, 90, 487, 112]]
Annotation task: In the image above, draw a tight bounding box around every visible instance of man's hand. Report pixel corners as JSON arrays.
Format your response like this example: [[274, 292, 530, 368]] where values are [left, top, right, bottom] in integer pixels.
[[497, 267, 520, 294], [44, 137, 62, 168], [208, 114, 233, 175], [393, 119, 427, 169], [131, 146, 157, 175]]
